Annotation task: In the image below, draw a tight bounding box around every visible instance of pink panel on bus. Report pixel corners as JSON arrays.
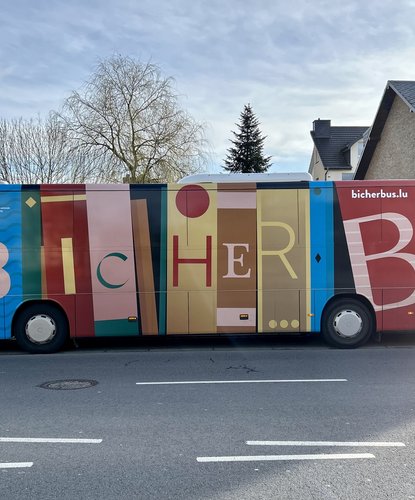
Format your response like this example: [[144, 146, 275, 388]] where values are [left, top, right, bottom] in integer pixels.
[[86, 185, 138, 322], [216, 191, 256, 209]]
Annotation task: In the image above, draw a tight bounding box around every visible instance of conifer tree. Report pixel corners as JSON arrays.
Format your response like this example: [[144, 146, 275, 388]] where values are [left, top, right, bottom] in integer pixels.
[[223, 104, 272, 173]]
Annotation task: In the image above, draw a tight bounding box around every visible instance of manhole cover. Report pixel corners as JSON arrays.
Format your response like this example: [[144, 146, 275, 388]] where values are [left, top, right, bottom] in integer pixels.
[[38, 379, 98, 390]]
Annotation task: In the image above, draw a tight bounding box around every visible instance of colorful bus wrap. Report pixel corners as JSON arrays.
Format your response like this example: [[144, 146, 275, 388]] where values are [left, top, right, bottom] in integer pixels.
[[1, 178, 415, 352]]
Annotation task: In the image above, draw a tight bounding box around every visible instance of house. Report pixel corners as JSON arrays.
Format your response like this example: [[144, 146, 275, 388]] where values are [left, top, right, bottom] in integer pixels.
[[309, 119, 369, 180], [354, 81, 415, 179]]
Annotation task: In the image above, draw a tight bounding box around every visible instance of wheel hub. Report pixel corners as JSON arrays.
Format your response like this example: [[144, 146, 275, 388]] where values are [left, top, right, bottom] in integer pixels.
[[25, 315, 56, 344], [333, 310, 362, 338]]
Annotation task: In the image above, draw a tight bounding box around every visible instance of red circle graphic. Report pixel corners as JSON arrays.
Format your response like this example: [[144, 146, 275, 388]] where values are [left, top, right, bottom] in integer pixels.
[[175, 185, 210, 218]]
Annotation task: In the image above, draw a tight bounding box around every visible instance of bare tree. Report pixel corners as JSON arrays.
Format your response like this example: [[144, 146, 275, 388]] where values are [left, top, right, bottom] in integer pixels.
[[0, 115, 113, 184], [55, 55, 208, 183]]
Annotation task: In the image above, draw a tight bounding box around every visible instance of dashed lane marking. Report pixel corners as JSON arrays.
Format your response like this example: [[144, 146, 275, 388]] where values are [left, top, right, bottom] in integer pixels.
[[136, 379, 348, 386], [197, 453, 375, 463], [0, 462, 33, 469], [0, 437, 102, 444], [246, 440, 406, 447]]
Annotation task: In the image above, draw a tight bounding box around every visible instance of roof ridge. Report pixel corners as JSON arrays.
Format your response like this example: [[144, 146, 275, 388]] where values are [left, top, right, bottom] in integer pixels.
[[355, 80, 415, 179]]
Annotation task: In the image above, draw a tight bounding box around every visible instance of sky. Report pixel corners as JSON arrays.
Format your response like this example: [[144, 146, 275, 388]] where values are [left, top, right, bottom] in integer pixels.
[[1, 0, 415, 174]]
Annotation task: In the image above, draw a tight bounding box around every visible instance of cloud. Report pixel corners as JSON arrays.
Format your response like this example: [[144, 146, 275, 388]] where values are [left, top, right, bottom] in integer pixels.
[[1, 0, 415, 172]]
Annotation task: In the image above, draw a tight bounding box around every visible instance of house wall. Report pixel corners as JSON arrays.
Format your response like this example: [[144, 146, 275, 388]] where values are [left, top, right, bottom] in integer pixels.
[[365, 97, 415, 179], [350, 139, 364, 169], [311, 148, 324, 180], [323, 170, 344, 181], [309, 147, 351, 181]]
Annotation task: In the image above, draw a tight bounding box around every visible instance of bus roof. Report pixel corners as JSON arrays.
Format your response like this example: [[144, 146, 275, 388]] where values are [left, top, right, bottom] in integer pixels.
[[178, 172, 312, 184]]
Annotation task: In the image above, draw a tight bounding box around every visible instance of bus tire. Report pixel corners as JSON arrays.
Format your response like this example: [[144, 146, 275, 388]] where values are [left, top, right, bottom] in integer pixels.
[[321, 298, 374, 349], [13, 303, 69, 354]]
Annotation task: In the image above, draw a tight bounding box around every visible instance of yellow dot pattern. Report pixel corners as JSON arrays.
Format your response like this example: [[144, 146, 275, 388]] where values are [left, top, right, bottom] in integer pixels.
[[268, 319, 300, 329]]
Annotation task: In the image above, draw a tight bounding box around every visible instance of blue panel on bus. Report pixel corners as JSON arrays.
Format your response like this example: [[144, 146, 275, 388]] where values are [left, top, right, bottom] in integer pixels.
[[310, 182, 334, 332], [0, 188, 22, 339]]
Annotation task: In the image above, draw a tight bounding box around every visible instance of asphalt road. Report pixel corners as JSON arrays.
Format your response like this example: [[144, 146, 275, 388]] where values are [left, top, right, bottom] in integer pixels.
[[1, 333, 415, 499]]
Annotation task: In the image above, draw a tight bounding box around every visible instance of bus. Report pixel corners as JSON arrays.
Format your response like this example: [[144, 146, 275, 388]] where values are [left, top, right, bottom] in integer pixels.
[[0, 174, 414, 353]]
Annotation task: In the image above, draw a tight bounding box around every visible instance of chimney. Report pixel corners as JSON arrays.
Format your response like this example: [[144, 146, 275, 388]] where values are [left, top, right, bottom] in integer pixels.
[[313, 119, 331, 138]]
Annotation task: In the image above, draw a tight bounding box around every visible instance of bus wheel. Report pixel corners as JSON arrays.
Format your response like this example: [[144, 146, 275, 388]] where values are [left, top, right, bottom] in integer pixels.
[[14, 303, 69, 354], [321, 298, 374, 348]]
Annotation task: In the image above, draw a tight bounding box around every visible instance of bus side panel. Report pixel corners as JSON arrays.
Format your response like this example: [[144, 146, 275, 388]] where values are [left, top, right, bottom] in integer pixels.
[[73, 190, 95, 337], [159, 187, 167, 335], [130, 185, 167, 336], [380, 185, 415, 330], [310, 182, 334, 332], [335, 180, 415, 332], [167, 184, 217, 334], [21, 186, 41, 300], [257, 187, 311, 333], [40, 186, 77, 337], [0, 187, 22, 339], [217, 183, 257, 333], [333, 186, 356, 295], [86, 185, 139, 336]]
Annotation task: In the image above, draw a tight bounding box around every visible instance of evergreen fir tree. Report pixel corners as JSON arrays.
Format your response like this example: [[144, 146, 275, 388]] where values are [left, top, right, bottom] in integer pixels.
[[223, 104, 272, 173]]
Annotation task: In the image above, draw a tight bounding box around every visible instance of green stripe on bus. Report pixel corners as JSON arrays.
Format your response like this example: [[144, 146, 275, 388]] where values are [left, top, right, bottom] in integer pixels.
[[94, 319, 139, 337], [21, 191, 41, 298]]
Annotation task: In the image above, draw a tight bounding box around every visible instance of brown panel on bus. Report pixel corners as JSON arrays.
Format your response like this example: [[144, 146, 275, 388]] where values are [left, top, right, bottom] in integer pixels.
[[131, 199, 158, 335], [217, 183, 257, 333]]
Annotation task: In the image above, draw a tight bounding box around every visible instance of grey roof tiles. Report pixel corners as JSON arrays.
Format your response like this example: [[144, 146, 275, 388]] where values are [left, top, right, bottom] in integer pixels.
[[310, 124, 369, 169], [389, 81, 415, 112]]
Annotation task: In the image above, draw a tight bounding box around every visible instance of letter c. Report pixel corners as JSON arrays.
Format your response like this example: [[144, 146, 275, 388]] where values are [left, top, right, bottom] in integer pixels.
[[97, 252, 128, 289]]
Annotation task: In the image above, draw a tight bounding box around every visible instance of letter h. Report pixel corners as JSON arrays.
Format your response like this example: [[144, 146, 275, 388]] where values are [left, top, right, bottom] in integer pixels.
[[173, 235, 212, 287]]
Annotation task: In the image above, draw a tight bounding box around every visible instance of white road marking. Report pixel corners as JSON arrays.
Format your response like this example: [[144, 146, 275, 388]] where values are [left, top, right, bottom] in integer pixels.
[[136, 379, 347, 386], [0, 437, 102, 444], [0, 462, 33, 469], [246, 440, 406, 447], [197, 453, 375, 463]]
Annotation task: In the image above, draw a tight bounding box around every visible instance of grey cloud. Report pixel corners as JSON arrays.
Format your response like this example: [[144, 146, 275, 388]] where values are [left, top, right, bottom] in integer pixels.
[[1, 0, 415, 172]]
